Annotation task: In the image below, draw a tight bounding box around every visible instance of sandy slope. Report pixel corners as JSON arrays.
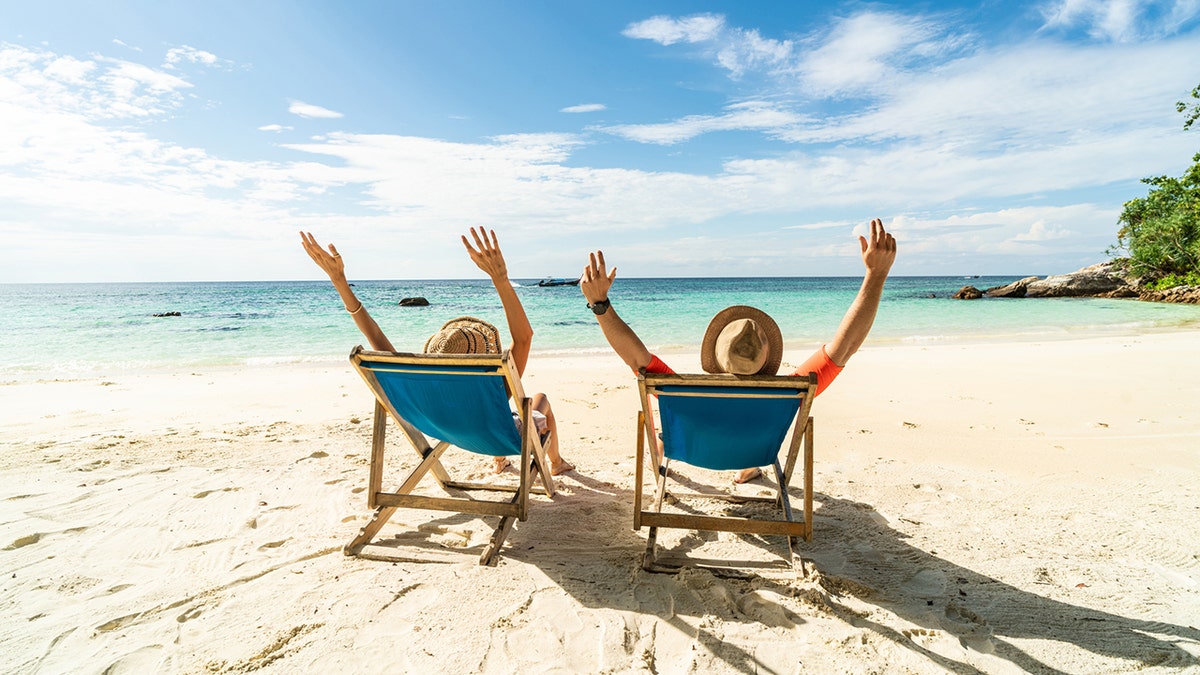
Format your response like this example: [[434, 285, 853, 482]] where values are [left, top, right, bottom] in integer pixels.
[[2, 332, 1198, 674]]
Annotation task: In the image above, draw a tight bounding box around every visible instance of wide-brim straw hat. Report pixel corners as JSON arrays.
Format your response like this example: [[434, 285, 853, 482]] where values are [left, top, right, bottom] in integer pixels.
[[423, 316, 501, 355], [699, 305, 783, 376]]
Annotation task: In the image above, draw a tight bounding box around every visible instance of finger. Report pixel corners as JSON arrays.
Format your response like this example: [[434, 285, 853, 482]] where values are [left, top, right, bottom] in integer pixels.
[[470, 227, 486, 252], [488, 229, 499, 251], [588, 251, 598, 271], [596, 250, 607, 273], [328, 243, 339, 257], [859, 235, 868, 254], [608, 266, 617, 283]]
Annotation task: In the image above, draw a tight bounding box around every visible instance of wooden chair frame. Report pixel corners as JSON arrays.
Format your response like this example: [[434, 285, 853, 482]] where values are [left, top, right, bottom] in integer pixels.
[[634, 371, 816, 573], [344, 347, 556, 566]]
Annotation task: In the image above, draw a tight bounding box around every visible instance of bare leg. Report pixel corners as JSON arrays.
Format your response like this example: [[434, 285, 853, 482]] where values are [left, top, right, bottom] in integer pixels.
[[532, 393, 573, 475], [493, 456, 511, 473]]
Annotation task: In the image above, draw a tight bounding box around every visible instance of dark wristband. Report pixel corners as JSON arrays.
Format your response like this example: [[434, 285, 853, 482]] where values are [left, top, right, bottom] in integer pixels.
[[588, 298, 611, 315]]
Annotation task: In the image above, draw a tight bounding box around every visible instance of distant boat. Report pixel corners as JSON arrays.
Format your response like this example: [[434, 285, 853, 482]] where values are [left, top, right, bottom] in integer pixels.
[[537, 277, 580, 287]]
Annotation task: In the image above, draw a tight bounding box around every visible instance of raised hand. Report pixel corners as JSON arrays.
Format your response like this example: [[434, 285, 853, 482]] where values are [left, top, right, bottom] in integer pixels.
[[580, 250, 617, 305], [462, 227, 508, 281], [859, 218, 897, 279], [300, 231, 347, 281]]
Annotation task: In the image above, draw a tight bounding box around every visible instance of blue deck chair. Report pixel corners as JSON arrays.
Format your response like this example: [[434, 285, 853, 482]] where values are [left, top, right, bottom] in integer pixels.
[[635, 371, 816, 573], [344, 347, 556, 565]]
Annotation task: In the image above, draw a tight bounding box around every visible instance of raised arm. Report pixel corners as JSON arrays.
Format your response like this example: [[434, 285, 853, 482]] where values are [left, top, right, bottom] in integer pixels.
[[462, 228, 534, 375], [299, 231, 396, 353], [580, 250, 652, 372], [825, 218, 897, 366]]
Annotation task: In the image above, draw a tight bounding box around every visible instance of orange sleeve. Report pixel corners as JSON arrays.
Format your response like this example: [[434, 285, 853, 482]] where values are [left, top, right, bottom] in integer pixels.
[[642, 354, 676, 375], [790, 344, 843, 397]]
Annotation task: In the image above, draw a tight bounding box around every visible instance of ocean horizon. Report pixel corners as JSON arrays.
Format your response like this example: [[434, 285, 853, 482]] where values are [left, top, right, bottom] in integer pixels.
[[4, 276, 1199, 380]]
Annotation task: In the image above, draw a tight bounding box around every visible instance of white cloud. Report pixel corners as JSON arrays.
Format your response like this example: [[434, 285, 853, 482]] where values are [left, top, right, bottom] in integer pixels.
[[1040, 0, 1200, 41], [288, 100, 344, 119], [258, 124, 293, 132], [602, 101, 808, 145], [43, 56, 94, 84], [623, 14, 725, 45], [1013, 219, 1074, 241], [561, 103, 606, 113], [713, 28, 793, 78], [163, 45, 222, 70], [794, 11, 954, 97]]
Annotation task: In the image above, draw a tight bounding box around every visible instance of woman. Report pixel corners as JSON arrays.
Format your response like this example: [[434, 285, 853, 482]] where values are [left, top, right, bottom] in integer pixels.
[[300, 227, 573, 475]]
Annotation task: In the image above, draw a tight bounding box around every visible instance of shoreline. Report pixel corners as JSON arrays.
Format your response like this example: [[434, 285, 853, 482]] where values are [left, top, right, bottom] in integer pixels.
[[3, 329, 1198, 672]]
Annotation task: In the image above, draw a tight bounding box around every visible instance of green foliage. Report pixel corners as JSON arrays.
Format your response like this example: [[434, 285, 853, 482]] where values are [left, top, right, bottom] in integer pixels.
[[1179, 84, 1200, 131], [1113, 84, 1200, 287], [1147, 271, 1200, 290]]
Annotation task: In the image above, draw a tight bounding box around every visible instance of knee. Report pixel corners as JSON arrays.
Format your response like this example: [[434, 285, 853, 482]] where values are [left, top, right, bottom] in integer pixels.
[[531, 393, 555, 421]]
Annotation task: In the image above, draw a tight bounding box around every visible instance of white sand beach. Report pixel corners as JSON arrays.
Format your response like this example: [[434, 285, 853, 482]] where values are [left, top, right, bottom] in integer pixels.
[[3, 332, 1199, 673]]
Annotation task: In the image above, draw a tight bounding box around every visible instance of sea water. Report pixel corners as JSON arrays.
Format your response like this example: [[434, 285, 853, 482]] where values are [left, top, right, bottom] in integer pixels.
[[2, 277, 1199, 380]]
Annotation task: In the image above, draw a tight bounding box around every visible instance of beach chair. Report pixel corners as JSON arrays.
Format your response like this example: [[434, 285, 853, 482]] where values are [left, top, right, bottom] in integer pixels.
[[634, 370, 816, 573], [344, 347, 555, 566]]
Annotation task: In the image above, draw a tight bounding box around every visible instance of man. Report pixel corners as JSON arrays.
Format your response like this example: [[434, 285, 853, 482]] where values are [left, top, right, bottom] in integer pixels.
[[579, 218, 897, 482], [301, 227, 574, 475]]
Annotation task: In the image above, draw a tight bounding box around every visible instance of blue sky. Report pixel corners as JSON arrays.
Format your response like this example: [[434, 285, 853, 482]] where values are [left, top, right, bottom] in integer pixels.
[[3, 1, 1199, 282]]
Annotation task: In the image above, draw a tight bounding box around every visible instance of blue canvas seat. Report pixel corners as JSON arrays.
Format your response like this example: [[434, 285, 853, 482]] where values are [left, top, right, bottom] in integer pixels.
[[635, 371, 816, 573], [344, 347, 556, 566]]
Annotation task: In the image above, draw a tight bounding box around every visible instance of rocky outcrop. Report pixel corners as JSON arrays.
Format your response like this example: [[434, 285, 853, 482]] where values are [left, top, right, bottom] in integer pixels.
[[1025, 262, 1134, 298], [152, 311, 182, 317], [398, 297, 430, 307], [955, 260, 1197, 304], [1138, 286, 1200, 303], [985, 276, 1040, 298]]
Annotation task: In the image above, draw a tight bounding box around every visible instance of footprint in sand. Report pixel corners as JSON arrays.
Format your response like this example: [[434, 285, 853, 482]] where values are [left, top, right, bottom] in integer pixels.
[[902, 568, 946, 598], [4, 533, 46, 550], [736, 590, 797, 628], [192, 487, 240, 499]]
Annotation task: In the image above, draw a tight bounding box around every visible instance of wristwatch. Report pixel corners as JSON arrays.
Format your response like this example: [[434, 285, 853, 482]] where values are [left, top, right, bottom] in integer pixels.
[[588, 298, 611, 315]]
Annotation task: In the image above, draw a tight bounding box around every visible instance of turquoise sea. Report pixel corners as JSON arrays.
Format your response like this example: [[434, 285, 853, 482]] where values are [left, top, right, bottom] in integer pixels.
[[3, 277, 1199, 380]]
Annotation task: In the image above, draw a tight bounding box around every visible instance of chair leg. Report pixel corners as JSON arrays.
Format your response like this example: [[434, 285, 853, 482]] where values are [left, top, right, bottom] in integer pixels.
[[480, 516, 517, 566], [641, 526, 659, 571], [344, 505, 398, 555], [478, 484, 526, 565]]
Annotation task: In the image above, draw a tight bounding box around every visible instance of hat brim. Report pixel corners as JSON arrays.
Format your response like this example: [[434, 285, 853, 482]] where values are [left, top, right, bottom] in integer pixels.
[[699, 306, 783, 375], [424, 316, 501, 354]]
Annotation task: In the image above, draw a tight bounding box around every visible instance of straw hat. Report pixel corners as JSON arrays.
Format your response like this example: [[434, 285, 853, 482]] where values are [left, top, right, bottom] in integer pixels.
[[699, 306, 783, 375], [423, 316, 501, 355]]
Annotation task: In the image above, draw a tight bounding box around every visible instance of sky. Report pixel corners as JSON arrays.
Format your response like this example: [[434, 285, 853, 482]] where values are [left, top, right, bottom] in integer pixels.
[[3, 1, 1200, 282]]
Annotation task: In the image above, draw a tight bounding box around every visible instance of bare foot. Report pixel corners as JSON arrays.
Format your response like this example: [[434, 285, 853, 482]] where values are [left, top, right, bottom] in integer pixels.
[[550, 458, 575, 475], [733, 467, 762, 483], [493, 457, 512, 473]]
